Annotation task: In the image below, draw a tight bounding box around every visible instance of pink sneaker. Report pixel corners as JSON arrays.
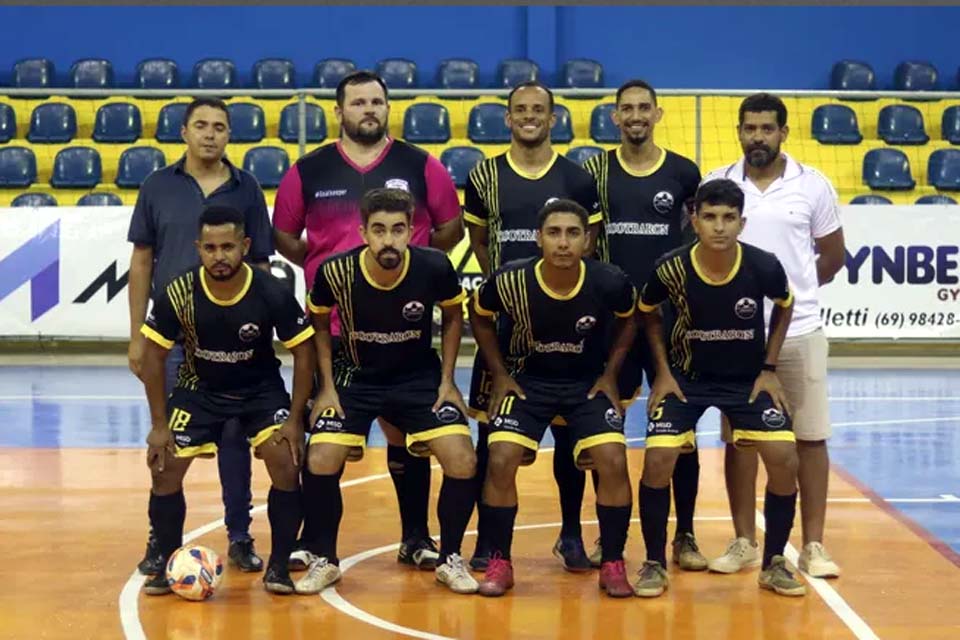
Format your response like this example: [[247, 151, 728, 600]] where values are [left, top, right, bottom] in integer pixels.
[[599, 560, 633, 598], [478, 553, 514, 597]]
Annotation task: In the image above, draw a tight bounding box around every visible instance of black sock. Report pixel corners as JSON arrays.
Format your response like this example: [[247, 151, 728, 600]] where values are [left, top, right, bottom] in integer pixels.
[[762, 490, 797, 569], [267, 486, 302, 570], [597, 504, 631, 563], [550, 425, 585, 540], [672, 449, 700, 537], [303, 472, 343, 564], [480, 503, 518, 560], [591, 469, 600, 494], [402, 449, 432, 542], [149, 490, 186, 560], [438, 475, 476, 564], [297, 467, 319, 545], [386, 444, 408, 539], [473, 423, 491, 554], [639, 482, 670, 567]]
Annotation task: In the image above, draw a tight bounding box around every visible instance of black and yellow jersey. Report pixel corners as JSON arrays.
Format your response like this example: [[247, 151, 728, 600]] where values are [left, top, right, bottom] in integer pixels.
[[584, 147, 701, 288], [474, 257, 635, 382], [308, 245, 466, 385], [638, 242, 793, 381], [464, 152, 601, 271], [142, 263, 314, 393]]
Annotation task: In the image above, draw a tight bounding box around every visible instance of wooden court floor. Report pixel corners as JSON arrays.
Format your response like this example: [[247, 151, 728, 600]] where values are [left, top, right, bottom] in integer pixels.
[[2, 447, 958, 640]]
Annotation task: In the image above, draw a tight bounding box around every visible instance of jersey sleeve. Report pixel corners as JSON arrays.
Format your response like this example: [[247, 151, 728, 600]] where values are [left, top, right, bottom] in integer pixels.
[[473, 271, 505, 317], [605, 267, 637, 318], [762, 255, 794, 308], [245, 184, 275, 262], [811, 174, 842, 239], [637, 262, 670, 312], [126, 181, 156, 246], [307, 262, 335, 315], [424, 154, 463, 228], [140, 288, 178, 349], [570, 166, 603, 225], [272, 163, 306, 236], [271, 286, 315, 349], [463, 164, 490, 227], [435, 254, 467, 308]]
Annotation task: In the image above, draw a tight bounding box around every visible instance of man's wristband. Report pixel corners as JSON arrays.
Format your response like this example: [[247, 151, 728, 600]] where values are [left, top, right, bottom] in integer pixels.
[[761, 363, 777, 373]]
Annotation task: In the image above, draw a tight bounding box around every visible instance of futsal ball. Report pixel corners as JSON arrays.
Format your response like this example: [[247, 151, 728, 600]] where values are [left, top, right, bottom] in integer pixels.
[[165, 544, 224, 601]]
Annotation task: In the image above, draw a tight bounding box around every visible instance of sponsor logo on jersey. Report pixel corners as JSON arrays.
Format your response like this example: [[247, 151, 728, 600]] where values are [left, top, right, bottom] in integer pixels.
[[402, 300, 425, 322], [575, 315, 597, 334], [350, 329, 422, 344], [734, 297, 758, 320], [194, 348, 255, 363], [533, 340, 585, 354], [653, 191, 675, 215], [385, 178, 410, 192], [500, 229, 538, 243], [315, 189, 348, 199], [605, 222, 670, 236], [685, 328, 755, 342], [238, 322, 261, 342]]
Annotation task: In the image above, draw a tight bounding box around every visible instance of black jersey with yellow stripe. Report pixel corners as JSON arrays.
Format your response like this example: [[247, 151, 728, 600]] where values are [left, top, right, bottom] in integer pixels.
[[474, 257, 635, 382], [638, 241, 793, 381], [464, 151, 601, 271], [142, 263, 314, 393]]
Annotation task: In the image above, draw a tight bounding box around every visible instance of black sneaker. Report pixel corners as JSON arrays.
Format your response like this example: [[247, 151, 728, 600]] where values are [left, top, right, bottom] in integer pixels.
[[137, 533, 165, 576], [397, 537, 440, 570], [263, 564, 295, 595], [228, 538, 264, 573], [143, 572, 172, 596], [552, 535, 592, 573]]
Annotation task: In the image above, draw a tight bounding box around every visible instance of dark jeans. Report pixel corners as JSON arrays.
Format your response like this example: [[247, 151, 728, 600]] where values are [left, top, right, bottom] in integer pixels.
[[166, 344, 253, 542]]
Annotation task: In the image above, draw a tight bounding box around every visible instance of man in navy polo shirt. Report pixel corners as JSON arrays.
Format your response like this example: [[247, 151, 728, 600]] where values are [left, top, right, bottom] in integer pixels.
[[127, 97, 274, 577]]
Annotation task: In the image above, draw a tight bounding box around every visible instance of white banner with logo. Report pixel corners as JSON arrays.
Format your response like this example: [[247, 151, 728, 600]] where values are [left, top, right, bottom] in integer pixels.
[[0, 205, 958, 339]]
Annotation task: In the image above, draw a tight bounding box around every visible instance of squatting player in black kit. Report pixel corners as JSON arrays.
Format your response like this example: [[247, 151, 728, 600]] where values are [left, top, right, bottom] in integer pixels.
[[470, 199, 638, 598], [139, 205, 316, 596], [297, 188, 480, 595], [633, 179, 806, 598], [464, 80, 602, 572], [584, 79, 705, 570]]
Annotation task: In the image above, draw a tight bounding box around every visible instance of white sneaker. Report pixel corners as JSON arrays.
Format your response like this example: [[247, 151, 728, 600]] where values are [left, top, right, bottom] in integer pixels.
[[798, 542, 840, 578], [288, 549, 315, 572], [294, 556, 342, 594], [435, 553, 479, 594], [708, 537, 760, 574]]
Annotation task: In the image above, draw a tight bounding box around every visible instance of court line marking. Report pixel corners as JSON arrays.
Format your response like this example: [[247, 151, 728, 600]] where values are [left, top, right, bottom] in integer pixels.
[[14, 394, 960, 402]]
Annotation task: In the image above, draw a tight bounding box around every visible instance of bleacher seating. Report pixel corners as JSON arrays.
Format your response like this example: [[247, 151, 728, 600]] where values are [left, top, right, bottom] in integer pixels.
[[93, 103, 142, 143], [916, 194, 956, 204], [278, 103, 326, 143], [0, 147, 37, 187], [561, 59, 604, 89], [590, 103, 619, 143], [894, 61, 938, 92], [28, 103, 77, 143], [566, 145, 604, 166], [253, 59, 296, 90], [227, 103, 266, 143], [156, 103, 188, 143], [243, 146, 290, 189], [51, 147, 101, 188], [136, 59, 179, 90], [314, 59, 356, 88], [403, 103, 451, 143], [70, 59, 114, 89], [497, 59, 538, 88], [849, 194, 892, 205], [0, 103, 15, 142], [77, 192, 123, 206], [192, 58, 237, 89], [437, 59, 479, 89], [551, 104, 574, 143], [12, 58, 54, 89], [863, 148, 915, 190], [877, 105, 929, 145], [927, 148, 960, 190], [11, 193, 56, 207], [116, 147, 166, 188], [468, 103, 510, 143], [376, 58, 418, 89], [812, 105, 862, 144], [830, 60, 875, 91]]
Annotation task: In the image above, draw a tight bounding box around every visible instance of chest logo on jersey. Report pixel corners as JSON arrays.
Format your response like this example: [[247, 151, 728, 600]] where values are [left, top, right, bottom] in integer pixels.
[[575, 315, 597, 335], [734, 297, 757, 320], [402, 301, 425, 322], [652, 191, 675, 215], [385, 178, 410, 192], [238, 323, 261, 342], [762, 407, 786, 428], [315, 189, 348, 199]]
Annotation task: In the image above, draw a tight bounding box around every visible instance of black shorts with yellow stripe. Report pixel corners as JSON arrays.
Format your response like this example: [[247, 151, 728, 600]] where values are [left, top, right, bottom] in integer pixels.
[[646, 373, 793, 449], [488, 376, 626, 469], [308, 372, 470, 461], [166, 385, 291, 458]]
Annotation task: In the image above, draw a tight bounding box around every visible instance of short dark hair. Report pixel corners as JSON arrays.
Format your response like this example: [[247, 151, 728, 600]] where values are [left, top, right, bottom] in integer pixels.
[[738, 92, 788, 128], [694, 179, 745, 215], [183, 98, 230, 128], [537, 198, 589, 231], [507, 80, 554, 111], [336, 70, 389, 107], [616, 79, 657, 106], [198, 205, 245, 233], [360, 188, 414, 225]]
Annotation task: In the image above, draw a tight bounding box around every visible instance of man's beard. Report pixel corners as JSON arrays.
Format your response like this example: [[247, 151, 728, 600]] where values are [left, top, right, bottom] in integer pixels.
[[343, 117, 386, 145], [745, 143, 779, 168], [375, 248, 402, 269]]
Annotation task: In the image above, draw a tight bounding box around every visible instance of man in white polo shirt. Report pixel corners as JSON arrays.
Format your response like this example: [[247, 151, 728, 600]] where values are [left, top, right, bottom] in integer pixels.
[[703, 93, 846, 579]]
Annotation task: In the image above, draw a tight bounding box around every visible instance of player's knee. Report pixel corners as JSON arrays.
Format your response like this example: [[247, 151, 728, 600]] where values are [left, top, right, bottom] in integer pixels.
[[444, 447, 477, 480], [150, 467, 182, 495], [642, 448, 677, 487], [589, 444, 628, 479], [487, 445, 522, 485], [307, 445, 345, 476]]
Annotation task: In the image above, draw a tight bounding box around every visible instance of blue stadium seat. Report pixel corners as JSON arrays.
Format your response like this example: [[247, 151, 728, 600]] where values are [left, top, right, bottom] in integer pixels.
[[27, 103, 77, 143], [253, 58, 296, 90], [811, 104, 862, 144], [12, 193, 57, 208], [314, 59, 356, 88], [279, 103, 326, 143], [0, 104, 15, 143], [830, 60, 876, 91], [116, 147, 166, 188], [849, 194, 892, 205], [51, 147, 102, 188], [440, 146, 484, 189], [551, 104, 573, 143], [566, 145, 604, 167], [561, 59, 603, 89], [877, 105, 929, 145], [928, 149, 960, 190], [70, 59, 114, 89], [93, 103, 142, 143], [437, 59, 479, 89], [916, 194, 957, 205], [0, 147, 37, 187], [590, 103, 619, 143], [243, 147, 290, 189], [403, 103, 451, 143], [894, 61, 938, 92], [192, 58, 237, 89], [12, 58, 54, 89], [227, 103, 265, 143], [941, 106, 960, 145], [376, 58, 417, 89], [136, 58, 179, 89], [862, 148, 915, 190], [156, 103, 188, 143], [77, 192, 123, 206], [497, 59, 539, 88], [468, 103, 510, 143]]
